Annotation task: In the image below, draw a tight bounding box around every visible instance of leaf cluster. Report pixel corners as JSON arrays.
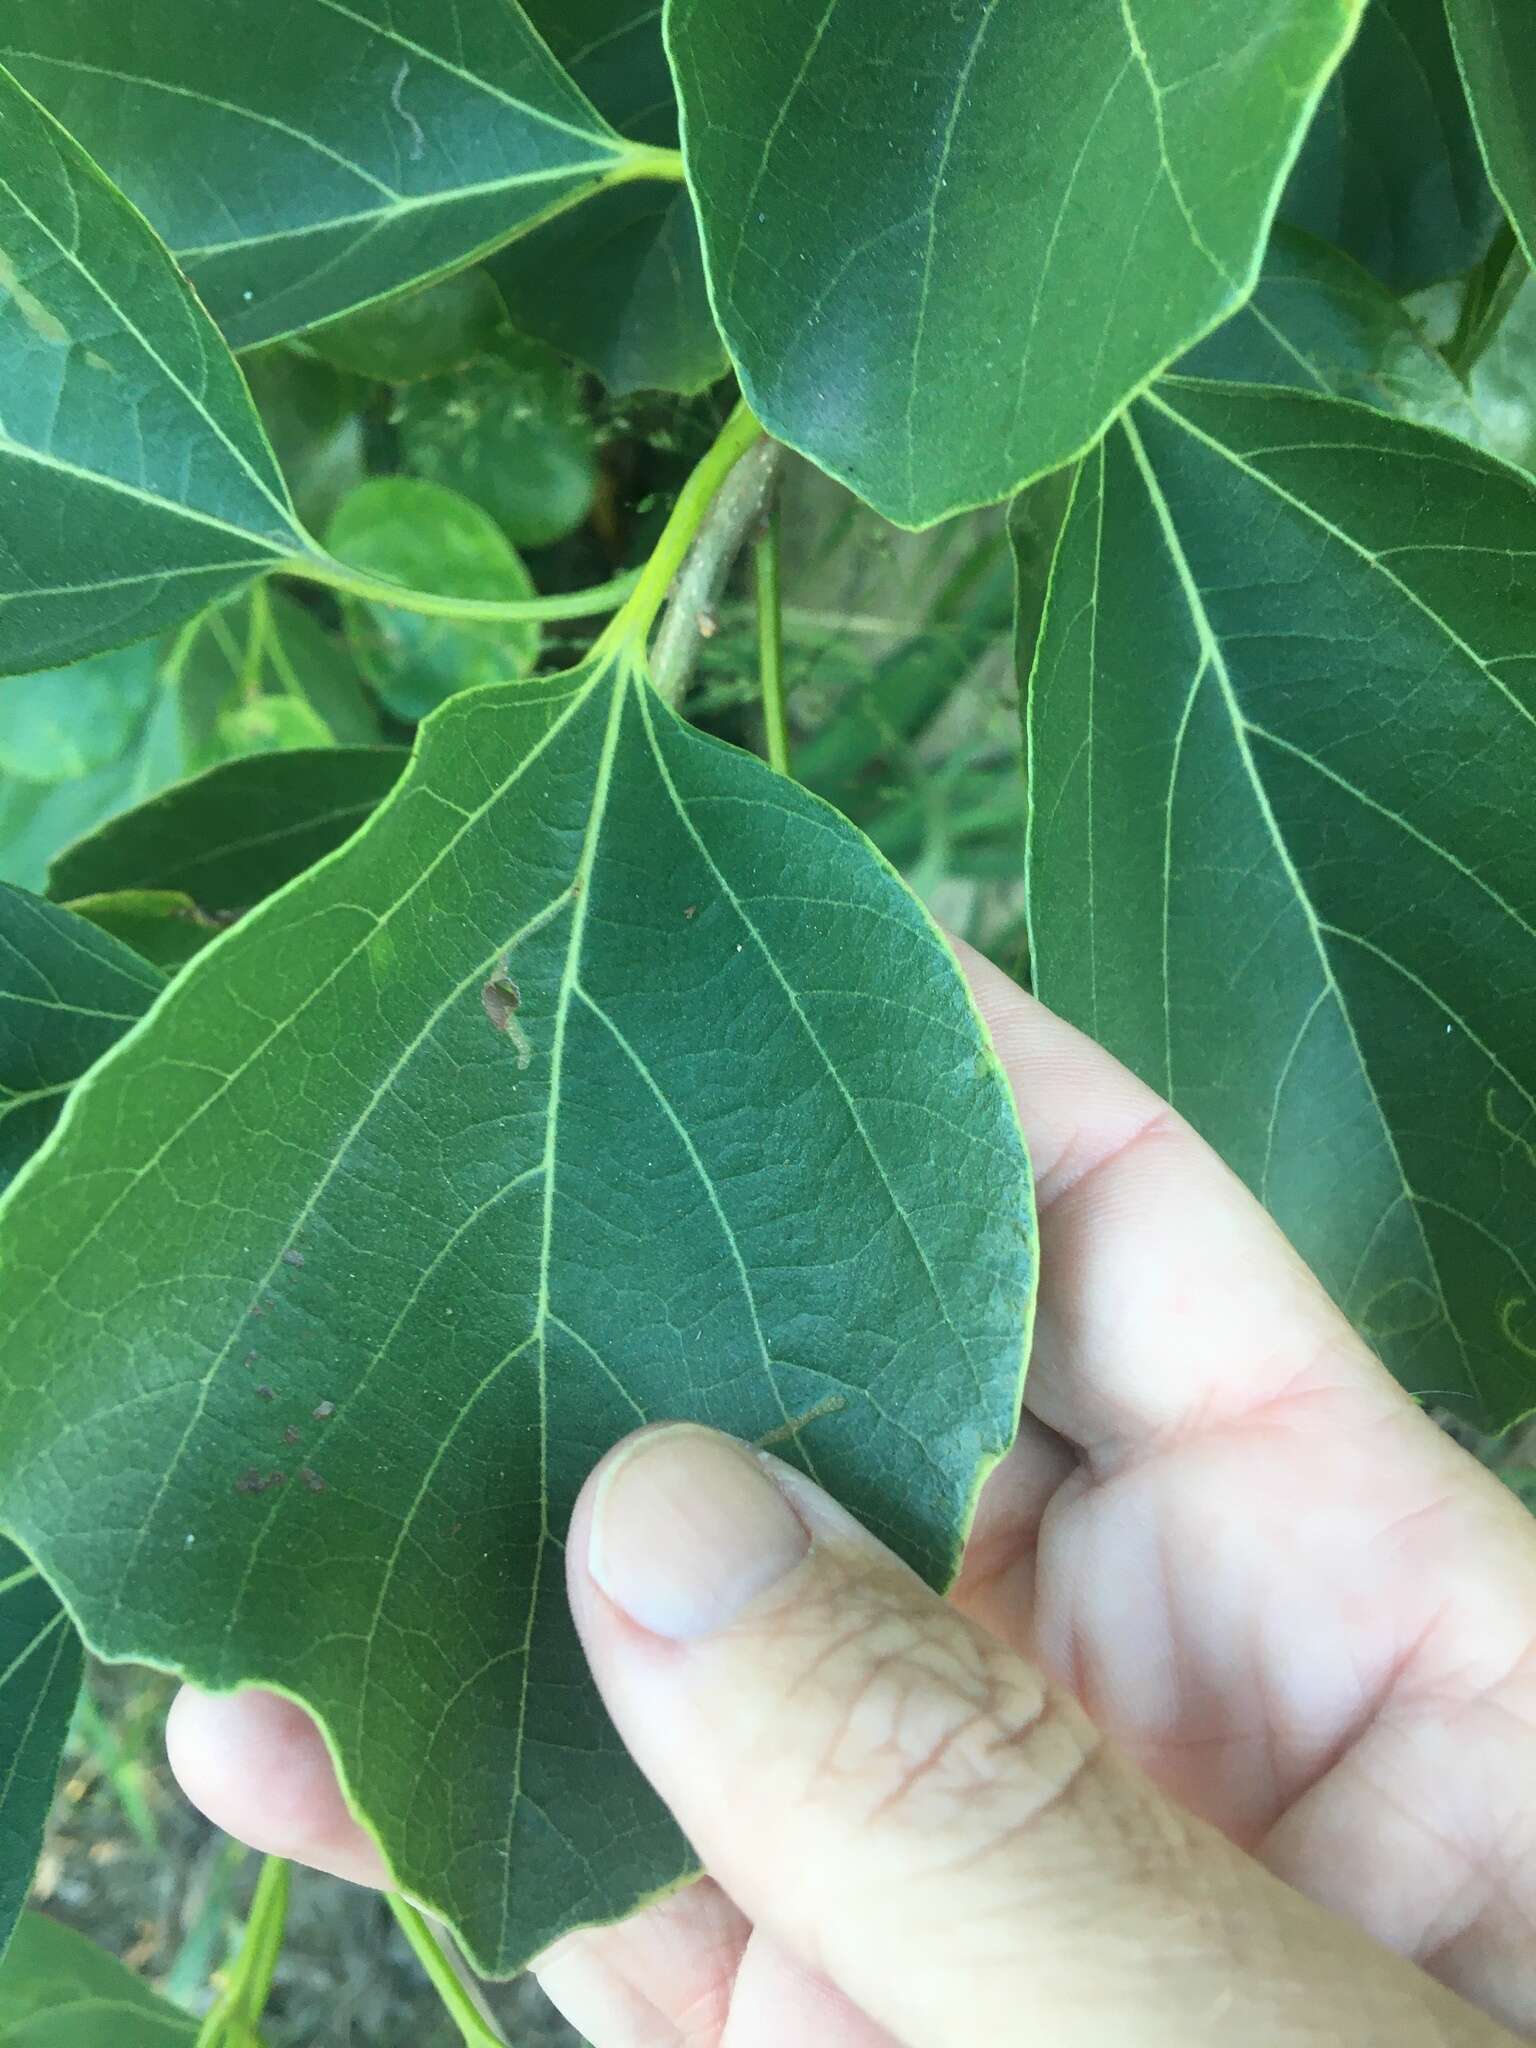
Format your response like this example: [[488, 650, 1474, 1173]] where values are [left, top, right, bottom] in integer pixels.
[[0, 0, 1532, 2021]]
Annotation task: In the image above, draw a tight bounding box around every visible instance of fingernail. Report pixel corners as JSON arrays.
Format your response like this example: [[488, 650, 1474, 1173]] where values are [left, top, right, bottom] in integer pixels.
[[587, 1425, 810, 1640]]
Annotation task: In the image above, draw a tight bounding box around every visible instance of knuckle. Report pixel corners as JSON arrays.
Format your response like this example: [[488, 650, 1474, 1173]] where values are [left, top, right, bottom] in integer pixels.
[[770, 1559, 1109, 1853]]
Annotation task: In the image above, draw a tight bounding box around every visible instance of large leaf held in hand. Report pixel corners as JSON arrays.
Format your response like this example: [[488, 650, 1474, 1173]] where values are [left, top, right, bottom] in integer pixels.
[[1282, 0, 1502, 289], [667, 0, 1361, 525], [1447, 0, 1536, 267], [0, 885, 163, 1188], [0, 654, 1034, 1973], [1025, 381, 1536, 1429], [2, 1, 643, 352], [0, 1552, 83, 1965], [0, 1914, 195, 2044], [0, 69, 314, 673]]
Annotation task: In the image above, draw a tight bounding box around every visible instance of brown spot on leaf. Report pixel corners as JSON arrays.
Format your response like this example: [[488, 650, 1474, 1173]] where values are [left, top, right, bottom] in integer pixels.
[[281, 1248, 305, 1269], [299, 1468, 326, 1495], [234, 1469, 266, 1495], [255, 1384, 276, 1402], [683, 904, 698, 921], [283, 1425, 302, 1447], [312, 1401, 336, 1422]]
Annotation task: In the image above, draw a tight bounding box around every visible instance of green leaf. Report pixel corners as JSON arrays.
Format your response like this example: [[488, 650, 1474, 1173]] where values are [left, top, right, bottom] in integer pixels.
[[0, 648, 1033, 1975], [304, 269, 509, 383], [0, 67, 317, 673], [1024, 380, 1536, 1429], [0, 645, 161, 783], [1447, 0, 1536, 268], [394, 338, 598, 550], [1283, 0, 1502, 289], [171, 589, 380, 769], [489, 0, 723, 396], [0, 687, 185, 897], [0, 883, 164, 1189], [1462, 270, 1536, 473], [62, 892, 232, 975], [1, 1, 657, 352], [46, 748, 405, 910], [1179, 226, 1485, 440], [0, 1564, 83, 1965], [242, 347, 369, 537], [327, 480, 542, 720], [0, 1914, 196, 2044], [667, 0, 1361, 526]]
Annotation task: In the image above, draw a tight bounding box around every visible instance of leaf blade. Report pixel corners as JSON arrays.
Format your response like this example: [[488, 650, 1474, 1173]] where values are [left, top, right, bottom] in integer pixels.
[[668, 0, 1362, 525], [0, 1913, 196, 2043], [1447, 0, 1536, 269], [3, 0, 637, 351], [0, 1553, 84, 1967], [1025, 382, 1536, 1428], [0, 883, 165, 1190], [1283, 0, 1501, 289], [0, 654, 1033, 1973], [0, 65, 313, 672]]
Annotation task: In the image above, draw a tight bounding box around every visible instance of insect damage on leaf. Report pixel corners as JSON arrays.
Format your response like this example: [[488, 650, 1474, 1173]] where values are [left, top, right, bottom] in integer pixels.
[[481, 963, 534, 1069]]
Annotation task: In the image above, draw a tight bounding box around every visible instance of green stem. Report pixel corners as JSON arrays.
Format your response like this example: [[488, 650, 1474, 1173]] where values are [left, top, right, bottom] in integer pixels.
[[288, 558, 642, 626], [598, 400, 767, 660], [754, 502, 789, 775], [194, 1855, 289, 2048], [387, 1896, 509, 2048], [610, 141, 688, 186]]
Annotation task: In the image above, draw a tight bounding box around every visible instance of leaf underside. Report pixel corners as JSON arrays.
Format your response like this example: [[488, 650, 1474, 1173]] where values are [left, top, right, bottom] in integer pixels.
[[1026, 379, 1536, 1432], [0, 657, 1034, 1974]]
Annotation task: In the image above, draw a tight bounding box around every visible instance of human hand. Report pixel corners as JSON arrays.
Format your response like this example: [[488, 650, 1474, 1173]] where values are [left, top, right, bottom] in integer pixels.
[[169, 945, 1536, 2044]]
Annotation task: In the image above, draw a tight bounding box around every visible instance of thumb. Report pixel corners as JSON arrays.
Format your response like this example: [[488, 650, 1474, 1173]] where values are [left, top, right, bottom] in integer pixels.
[[568, 1424, 1511, 2048]]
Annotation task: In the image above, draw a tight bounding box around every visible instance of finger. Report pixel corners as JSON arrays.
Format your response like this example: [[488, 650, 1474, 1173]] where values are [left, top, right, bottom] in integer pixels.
[[569, 1422, 1514, 2048], [535, 1881, 749, 2048], [167, 1686, 390, 1889], [719, 1931, 899, 2048], [170, 1685, 756, 2048], [953, 939, 1412, 1467]]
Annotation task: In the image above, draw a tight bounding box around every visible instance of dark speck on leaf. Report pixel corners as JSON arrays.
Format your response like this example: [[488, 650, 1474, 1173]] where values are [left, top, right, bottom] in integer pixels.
[[243, 1352, 257, 1368], [267, 1470, 287, 1488], [234, 1469, 266, 1495], [312, 1401, 336, 1421], [283, 1425, 302, 1447], [299, 1467, 326, 1494], [281, 1248, 305, 1268], [255, 1384, 276, 1401]]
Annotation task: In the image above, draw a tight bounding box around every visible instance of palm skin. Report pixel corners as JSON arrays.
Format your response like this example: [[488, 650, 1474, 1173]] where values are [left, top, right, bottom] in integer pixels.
[[170, 947, 1536, 2045]]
